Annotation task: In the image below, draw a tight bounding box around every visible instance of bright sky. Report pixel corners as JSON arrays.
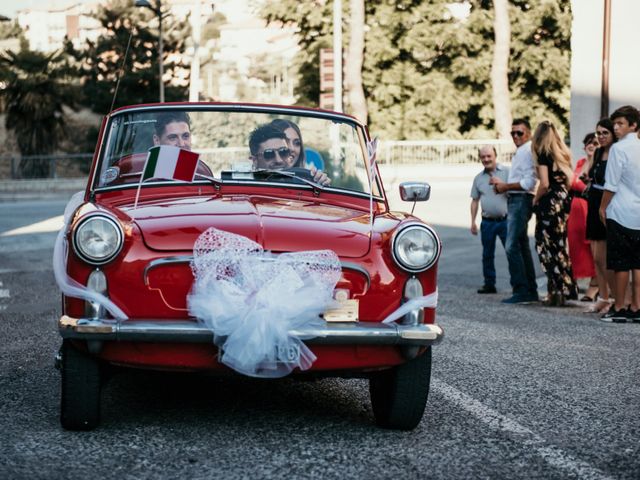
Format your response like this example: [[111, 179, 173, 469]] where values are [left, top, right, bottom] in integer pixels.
[[0, 0, 257, 20], [0, 0, 75, 18]]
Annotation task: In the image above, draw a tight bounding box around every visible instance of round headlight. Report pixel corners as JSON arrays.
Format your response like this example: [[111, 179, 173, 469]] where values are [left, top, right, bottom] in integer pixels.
[[72, 215, 123, 265], [391, 224, 440, 272]]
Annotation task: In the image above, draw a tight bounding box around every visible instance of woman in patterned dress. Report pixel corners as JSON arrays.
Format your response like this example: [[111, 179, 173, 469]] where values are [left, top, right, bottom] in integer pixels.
[[532, 121, 579, 306]]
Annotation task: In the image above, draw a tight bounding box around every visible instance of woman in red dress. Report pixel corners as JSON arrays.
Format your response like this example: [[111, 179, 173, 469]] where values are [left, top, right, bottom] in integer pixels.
[[567, 132, 598, 300]]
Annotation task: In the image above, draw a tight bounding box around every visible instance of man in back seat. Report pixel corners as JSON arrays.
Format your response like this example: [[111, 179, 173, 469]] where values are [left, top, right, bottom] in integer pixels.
[[153, 112, 192, 151]]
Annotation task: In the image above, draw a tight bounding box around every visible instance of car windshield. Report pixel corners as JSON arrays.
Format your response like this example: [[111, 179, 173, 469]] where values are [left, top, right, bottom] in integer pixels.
[[96, 107, 380, 197]]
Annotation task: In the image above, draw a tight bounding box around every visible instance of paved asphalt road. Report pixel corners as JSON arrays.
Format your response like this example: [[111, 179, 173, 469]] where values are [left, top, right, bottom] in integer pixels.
[[0, 198, 638, 480]]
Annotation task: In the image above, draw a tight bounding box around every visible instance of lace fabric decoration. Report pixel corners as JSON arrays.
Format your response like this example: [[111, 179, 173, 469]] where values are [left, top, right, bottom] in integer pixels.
[[188, 227, 341, 378]]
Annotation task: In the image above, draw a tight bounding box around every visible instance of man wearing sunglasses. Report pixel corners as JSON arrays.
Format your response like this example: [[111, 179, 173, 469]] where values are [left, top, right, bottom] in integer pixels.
[[249, 124, 330, 185], [489, 118, 539, 304]]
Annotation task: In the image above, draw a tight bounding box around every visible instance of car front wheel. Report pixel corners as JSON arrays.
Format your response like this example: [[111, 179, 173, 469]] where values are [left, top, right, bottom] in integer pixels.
[[369, 348, 431, 430], [60, 340, 101, 431]]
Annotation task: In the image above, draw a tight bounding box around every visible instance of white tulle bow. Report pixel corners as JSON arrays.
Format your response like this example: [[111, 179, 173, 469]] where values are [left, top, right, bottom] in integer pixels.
[[188, 227, 341, 378]]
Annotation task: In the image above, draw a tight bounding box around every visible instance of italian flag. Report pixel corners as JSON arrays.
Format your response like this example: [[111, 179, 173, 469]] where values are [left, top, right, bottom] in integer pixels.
[[142, 145, 199, 182]]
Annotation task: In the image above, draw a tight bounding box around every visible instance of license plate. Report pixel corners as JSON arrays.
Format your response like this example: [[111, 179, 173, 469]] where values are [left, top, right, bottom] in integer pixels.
[[323, 299, 359, 322]]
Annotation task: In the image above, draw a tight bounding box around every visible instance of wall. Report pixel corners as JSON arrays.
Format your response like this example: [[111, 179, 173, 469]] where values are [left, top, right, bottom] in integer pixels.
[[570, 0, 640, 163]]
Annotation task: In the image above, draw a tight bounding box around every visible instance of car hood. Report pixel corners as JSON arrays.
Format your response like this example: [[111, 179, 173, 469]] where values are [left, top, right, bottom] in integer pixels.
[[122, 194, 373, 258]]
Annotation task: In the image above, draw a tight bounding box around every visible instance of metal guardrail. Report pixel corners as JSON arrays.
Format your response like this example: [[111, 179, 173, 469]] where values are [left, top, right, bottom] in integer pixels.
[[0, 140, 516, 179], [376, 139, 515, 165]]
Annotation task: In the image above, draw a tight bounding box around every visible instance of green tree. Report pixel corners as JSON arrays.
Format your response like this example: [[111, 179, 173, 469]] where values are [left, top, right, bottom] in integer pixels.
[[261, 0, 571, 139], [67, 0, 191, 114], [261, 1, 334, 106], [0, 48, 78, 177]]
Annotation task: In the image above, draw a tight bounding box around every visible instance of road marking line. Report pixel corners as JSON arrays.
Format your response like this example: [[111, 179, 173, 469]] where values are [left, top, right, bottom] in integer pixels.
[[1, 215, 64, 236], [431, 378, 614, 480], [0, 289, 10, 298]]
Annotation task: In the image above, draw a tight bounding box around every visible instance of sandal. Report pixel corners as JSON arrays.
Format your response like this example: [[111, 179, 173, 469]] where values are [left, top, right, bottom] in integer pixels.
[[580, 282, 599, 302], [584, 298, 613, 314]]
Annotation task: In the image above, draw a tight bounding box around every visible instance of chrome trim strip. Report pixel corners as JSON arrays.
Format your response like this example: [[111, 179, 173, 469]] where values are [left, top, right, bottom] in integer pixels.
[[93, 180, 385, 202], [143, 255, 193, 286], [340, 262, 371, 289], [143, 256, 371, 289], [58, 315, 443, 346], [108, 104, 365, 128]]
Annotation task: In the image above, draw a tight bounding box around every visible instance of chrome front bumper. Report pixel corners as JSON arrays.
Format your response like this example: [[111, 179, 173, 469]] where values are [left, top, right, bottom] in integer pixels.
[[58, 316, 444, 346]]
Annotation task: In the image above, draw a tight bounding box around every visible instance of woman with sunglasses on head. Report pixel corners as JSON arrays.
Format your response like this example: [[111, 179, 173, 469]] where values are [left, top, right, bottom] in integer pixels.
[[531, 120, 578, 306], [584, 118, 617, 313], [567, 133, 598, 302]]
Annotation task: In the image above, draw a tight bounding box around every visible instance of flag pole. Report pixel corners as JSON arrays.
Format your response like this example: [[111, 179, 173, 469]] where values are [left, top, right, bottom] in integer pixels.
[[367, 138, 378, 235]]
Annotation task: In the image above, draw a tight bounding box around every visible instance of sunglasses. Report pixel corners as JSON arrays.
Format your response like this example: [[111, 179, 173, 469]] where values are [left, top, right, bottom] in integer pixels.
[[595, 131, 610, 136], [260, 147, 291, 160], [510, 130, 526, 137]]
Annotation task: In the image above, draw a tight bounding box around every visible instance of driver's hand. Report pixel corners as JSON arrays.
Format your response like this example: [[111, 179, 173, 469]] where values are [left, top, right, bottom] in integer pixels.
[[310, 165, 331, 186]]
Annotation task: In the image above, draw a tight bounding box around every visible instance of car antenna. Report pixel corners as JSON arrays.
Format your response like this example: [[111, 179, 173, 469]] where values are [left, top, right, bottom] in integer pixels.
[[109, 28, 134, 114]]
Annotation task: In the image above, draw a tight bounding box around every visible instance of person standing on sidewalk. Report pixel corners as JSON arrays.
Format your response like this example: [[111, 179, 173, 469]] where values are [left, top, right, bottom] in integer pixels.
[[470, 146, 510, 294], [599, 105, 640, 322], [490, 118, 539, 304]]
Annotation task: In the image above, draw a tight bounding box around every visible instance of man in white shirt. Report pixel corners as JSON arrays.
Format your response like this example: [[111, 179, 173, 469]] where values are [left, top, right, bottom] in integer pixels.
[[599, 105, 640, 322], [490, 118, 539, 304]]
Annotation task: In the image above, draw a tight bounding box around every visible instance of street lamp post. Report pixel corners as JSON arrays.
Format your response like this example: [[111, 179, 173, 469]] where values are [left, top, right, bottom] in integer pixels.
[[135, 0, 164, 102]]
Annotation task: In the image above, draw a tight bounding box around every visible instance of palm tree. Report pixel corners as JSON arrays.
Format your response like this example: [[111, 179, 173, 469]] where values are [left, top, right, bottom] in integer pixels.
[[0, 47, 77, 178]]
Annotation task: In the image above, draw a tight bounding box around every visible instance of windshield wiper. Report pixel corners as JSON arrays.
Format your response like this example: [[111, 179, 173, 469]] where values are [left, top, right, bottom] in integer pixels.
[[252, 168, 325, 194], [194, 173, 223, 191]]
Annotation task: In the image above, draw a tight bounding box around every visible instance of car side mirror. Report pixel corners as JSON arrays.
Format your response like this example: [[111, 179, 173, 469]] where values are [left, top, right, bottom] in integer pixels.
[[399, 182, 431, 202]]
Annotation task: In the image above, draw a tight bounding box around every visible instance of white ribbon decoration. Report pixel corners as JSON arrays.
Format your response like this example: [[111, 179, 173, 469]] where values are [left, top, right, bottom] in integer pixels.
[[188, 227, 341, 378], [382, 289, 438, 324], [53, 191, 128, 320]]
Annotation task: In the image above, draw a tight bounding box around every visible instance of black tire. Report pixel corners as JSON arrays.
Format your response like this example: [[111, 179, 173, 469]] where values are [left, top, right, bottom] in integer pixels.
[[369, 348, 432, 430], [60, 340, 101, 431]]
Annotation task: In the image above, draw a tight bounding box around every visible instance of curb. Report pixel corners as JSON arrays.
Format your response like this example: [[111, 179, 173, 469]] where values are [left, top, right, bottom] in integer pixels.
[[0, 179, 86, 202]]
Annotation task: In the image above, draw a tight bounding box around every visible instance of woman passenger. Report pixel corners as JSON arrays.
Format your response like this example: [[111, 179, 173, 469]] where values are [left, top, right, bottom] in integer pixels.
[[269, 119, 305, 168]]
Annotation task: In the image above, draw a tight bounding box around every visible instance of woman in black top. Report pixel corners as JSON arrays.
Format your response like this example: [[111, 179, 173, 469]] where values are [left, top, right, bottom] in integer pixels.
[[532, 121, 578, 306], [584, 118, 616, 313]]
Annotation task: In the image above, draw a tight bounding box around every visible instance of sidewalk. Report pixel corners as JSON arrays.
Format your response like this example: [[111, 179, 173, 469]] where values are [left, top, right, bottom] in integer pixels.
[[0, 179, 86, 202]]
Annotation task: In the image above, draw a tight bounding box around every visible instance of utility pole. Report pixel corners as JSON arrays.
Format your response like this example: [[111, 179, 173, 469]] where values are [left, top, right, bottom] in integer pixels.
[[189, 0, 202, 102], [333, 0, 342, 112], [136, 0, 164, 102]]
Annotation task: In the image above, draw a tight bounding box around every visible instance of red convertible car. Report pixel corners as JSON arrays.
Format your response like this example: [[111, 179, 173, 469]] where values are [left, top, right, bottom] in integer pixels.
[[55, 103, 443, 431]]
